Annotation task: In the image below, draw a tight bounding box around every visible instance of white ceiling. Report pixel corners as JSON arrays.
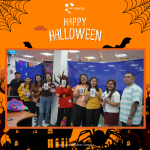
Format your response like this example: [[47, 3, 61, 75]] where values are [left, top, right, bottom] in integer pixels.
[[14, 50, 144, 62]]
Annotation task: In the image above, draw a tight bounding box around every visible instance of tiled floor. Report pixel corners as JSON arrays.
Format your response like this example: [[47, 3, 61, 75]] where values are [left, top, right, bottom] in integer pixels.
[[32, 114, 122, 127]]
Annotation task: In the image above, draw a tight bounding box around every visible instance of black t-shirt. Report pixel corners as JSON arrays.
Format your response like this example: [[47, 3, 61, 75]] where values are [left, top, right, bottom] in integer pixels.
[[9, 79, 25, 96]]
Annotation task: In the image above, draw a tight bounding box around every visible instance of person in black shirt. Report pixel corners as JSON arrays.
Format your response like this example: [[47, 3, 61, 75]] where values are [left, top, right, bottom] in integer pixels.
[[8, 72, 25, 96]]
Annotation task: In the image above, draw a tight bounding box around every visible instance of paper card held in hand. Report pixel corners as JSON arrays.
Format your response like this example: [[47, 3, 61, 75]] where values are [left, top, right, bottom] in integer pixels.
[[90, 89, 95, 97], [79, 88, 84, 95], [101, 91, 111, 100], [61, 80, 66, 87], [25, 92, 30, 98], [44, 83, 48, 90]]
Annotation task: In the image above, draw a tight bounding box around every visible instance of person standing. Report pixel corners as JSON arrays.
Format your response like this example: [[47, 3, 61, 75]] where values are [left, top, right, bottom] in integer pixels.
[[102, 79, 120, 127], [18, 76, 32, 112], [38, 73, 56, 127], [119, 72, 143, 127], [30, 74, 42, 125], [55, 75, 73, 126], [73, 74, 89, 126], [84, 77, 103, 126], [8, 72, 25, 96]]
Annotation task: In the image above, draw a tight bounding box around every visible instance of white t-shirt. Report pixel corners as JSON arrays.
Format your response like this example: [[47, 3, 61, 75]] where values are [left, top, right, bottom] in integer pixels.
[[105, 91, 120, 113]]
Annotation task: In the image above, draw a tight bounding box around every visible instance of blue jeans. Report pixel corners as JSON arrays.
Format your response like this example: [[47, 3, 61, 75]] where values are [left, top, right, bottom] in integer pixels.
[[38, 96, 52, 126]]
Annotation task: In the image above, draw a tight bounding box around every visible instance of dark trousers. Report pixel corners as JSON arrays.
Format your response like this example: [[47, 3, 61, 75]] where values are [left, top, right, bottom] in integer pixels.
[[30, 101, 36, 114], [23, 101, 36, 114], [73, 104, 86, 126], [23, 101, 31, 112], [36, 106, 39, 118], [121, 122, 139, 127], [56, 108, 72, 126], [86, 108, 101, 126]]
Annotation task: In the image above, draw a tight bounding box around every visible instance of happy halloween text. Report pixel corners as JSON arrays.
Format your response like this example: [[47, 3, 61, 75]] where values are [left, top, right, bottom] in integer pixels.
[[49, 18, 102, 41]]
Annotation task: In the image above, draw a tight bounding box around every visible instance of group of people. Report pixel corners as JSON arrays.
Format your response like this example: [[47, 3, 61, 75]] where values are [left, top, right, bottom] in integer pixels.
[[8, 71, 143, 127]]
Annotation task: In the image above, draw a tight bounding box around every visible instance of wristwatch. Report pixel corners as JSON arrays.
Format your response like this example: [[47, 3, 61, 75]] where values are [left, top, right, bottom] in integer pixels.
[[128, 116, 133, 120]]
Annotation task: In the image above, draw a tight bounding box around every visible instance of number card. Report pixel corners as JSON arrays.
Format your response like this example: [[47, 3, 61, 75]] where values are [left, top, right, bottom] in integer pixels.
[[90, 89, 95, 97], [61, 80, 66, 87], [101, 91, 111, 100], [44, 83, 48, 90], [79, 88, 84, 95]]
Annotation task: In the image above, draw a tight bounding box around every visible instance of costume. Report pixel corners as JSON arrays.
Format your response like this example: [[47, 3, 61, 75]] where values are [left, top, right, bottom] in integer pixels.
[[54, 71, 73, 126], [18, 83, 31, 112]]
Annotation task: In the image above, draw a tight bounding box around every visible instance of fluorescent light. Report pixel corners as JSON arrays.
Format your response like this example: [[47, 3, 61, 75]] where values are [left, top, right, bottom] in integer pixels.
[[108, 65, 115, 67], [121, 70, 126, 71], [83, 68, 88, 70], [88, 66, 94, 67], [104, 70, 109, 71], [67, 59, 72, 61], [115, 54, 127, 57], [68, 50, 80, 53], [130, 64, 138, 66], [22, 55, 34, 58], [40, 53, 53, 56], [91, 70, 95, 71], [85, 56, 96, 59]]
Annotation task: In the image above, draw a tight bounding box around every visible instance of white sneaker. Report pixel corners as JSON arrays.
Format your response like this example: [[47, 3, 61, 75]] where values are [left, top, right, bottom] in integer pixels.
[[43, 123, 49, 127]]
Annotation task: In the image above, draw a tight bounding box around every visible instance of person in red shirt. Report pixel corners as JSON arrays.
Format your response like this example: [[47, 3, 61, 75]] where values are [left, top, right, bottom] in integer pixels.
[[55, 75, 73, 126]]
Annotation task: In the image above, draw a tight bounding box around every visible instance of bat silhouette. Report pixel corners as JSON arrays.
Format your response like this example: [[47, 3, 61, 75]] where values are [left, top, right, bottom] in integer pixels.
[[103, 37, 131, 48], [23, 41, 33, 48]]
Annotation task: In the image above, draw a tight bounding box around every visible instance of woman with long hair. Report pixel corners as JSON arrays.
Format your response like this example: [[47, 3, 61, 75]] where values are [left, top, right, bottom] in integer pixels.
[[30, 74, 42, 125], [18, 76, 32, 112], [38, 73, 56, 127], [55, 75, 73, 126], [102, 79, 120, 127], [84, 77, 103, 126], [73, 74, 89, 126]]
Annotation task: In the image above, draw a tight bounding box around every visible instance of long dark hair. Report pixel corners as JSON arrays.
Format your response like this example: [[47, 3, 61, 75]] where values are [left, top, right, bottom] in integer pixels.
[[44, 73, 52, 83], [106, 79, 116, 99], [24, 78, 32, 90], [88, 77, 99, 92], [78, 74, 89, 86], [34, 74, 42, 88]]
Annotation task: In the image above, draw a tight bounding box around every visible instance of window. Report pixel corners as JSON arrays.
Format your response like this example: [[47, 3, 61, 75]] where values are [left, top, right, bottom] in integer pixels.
[[14, 141, 18, 146], [48, 129, 53, 134], [61, 138, 64, 148], [146, 111, 149, 115], [16, 130, 19, 133], [48, 139, 53, 148], [127, 141, 130, 146], [35, 130, 37, 134], [55, 138, 59, 148], [66, 138, 68, 148], [128, 130, 131, 133], [148, 130, 150, 133]]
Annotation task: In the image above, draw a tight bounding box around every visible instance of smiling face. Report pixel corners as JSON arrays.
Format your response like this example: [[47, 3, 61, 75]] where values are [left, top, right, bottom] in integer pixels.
[[25, 78, 31, 84], [107, 81, 115, 91], [46, 74, 52, 82], [80, 75, 88, 84], [36, 76, 41, 83], [90, 78, 97, 87], [124, 73, 135, 86]]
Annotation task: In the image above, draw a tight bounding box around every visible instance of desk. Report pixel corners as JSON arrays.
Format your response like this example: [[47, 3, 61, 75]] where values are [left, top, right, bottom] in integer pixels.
[[7, 111, 37, 127]]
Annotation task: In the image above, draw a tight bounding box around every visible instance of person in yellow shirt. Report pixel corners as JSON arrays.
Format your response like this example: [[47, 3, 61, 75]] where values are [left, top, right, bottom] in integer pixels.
[[18, 76, 32, 112], [84, 77, 103, 126]]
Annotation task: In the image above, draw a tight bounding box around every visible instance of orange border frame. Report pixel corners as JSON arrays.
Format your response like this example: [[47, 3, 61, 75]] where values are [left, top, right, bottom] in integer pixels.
[[5, 48, 146, 129]]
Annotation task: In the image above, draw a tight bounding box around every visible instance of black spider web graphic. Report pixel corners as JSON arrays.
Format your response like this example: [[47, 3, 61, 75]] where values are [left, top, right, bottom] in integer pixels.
[[0, 0, 30, 32], [123, 0, 150, 33]]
